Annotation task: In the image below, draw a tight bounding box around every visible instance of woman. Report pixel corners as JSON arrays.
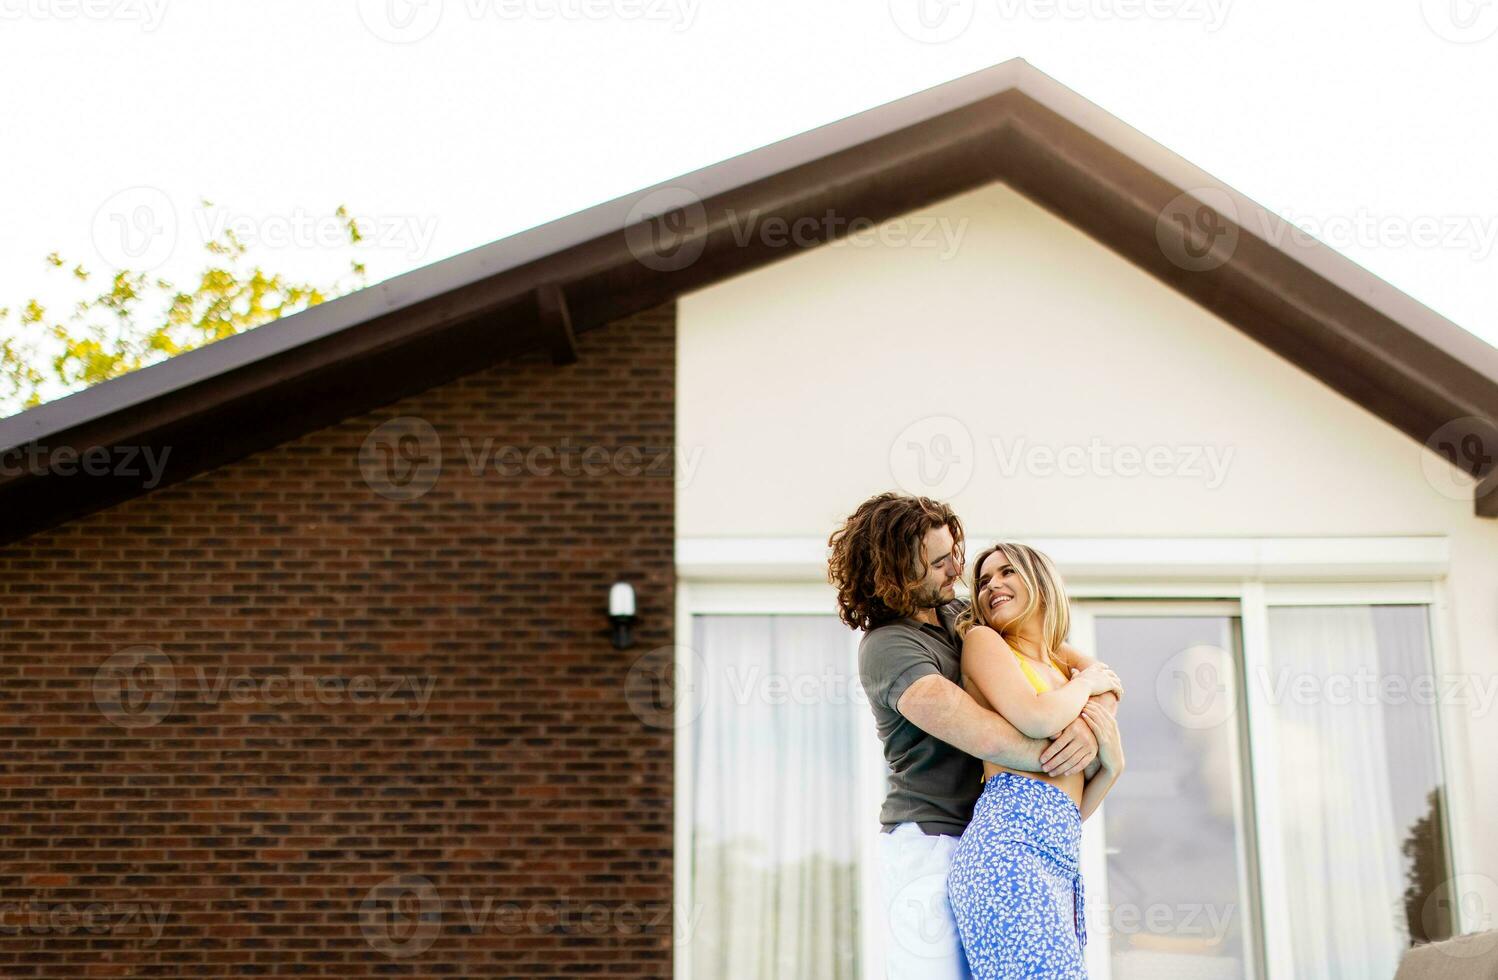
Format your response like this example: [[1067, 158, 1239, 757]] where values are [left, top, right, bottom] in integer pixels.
[[946, 542, 1125, 979]]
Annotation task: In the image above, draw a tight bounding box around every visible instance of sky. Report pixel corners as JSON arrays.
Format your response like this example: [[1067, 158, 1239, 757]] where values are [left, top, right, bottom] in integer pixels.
[[2, 0, 1496, 410]]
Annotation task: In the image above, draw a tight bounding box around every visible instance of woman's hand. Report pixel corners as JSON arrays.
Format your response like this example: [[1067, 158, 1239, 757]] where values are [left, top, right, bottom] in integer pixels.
[[1081, 700, 1124, 774], [1073, 662, 1123, 697]]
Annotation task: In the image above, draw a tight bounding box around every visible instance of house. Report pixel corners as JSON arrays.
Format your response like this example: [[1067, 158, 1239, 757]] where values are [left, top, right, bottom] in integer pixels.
[[2, 58, 1495, 978]]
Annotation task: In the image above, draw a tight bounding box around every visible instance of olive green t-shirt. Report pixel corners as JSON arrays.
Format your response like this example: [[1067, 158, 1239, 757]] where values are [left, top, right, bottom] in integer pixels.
[[859, 597, 983, 837]]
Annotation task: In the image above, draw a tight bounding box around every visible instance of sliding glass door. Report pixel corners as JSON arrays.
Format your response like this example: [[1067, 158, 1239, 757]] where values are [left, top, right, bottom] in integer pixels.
[[1075, 603, 1263, 980]]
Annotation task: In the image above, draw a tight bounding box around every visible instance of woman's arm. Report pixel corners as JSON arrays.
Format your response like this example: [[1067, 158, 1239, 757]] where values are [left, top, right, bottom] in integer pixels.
[[1056, 640, 1123, 707], [1079, 769, 1121, 822], [961, 626, 1111, 740], [1078, 700, 1125, 821]]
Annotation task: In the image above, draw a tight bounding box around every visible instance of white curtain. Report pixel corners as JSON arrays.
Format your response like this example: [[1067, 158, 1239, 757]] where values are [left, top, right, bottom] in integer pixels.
[[690, 615, 860, 979], [1265, 606, 1413, 977]]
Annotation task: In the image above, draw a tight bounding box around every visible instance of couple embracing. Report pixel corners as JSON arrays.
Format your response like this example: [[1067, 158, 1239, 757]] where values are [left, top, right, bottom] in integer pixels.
[[827, 492, 1126, 979]]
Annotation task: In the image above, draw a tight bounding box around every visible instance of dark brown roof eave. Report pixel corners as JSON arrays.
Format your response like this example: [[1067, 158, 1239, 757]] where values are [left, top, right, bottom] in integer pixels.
[[2, 58, 1495, 543]]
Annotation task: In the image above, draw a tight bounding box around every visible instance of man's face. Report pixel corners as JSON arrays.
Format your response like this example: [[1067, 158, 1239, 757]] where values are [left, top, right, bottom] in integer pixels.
[[913, 525, 962, 608]]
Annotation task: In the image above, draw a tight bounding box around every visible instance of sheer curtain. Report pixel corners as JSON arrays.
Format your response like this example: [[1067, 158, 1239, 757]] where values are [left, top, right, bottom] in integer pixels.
[[1265, 606, 1421, 977], [690, 614, 860, 979]]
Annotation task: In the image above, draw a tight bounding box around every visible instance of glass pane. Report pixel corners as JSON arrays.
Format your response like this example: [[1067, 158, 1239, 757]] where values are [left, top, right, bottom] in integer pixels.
[[1094, 614, 1258, 980], [689, 614, 861, 979], [1264, 605, 1451, 976]]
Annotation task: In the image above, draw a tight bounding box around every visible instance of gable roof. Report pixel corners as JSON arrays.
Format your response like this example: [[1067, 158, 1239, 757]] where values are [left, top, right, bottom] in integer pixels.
[[3, 57, 1496, 543]]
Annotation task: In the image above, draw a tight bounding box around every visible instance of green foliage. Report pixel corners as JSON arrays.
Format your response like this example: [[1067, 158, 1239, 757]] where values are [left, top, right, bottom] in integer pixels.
[[0, 203, 367, 416]]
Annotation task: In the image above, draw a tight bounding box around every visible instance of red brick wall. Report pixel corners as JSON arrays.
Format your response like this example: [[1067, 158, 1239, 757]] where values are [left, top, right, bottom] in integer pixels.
[[0, 305, 677, 978]]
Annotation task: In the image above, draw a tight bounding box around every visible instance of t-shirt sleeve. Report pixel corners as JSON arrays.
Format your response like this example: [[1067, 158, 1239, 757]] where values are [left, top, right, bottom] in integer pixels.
[[862, 631, 943, 715]]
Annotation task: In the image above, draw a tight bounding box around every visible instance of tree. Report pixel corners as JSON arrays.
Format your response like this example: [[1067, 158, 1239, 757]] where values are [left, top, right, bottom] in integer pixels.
[[0, 202, 367, 418]]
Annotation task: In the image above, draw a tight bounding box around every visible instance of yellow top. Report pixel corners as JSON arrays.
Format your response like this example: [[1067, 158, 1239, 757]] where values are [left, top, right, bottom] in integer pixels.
[[1013, 650, 1068, 693]]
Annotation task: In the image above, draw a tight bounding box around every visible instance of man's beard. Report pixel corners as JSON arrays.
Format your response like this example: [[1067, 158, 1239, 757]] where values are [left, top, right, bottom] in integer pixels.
[[911, 582, 952, 608]]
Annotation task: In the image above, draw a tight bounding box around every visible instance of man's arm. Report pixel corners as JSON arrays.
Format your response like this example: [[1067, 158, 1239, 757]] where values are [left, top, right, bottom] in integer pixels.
[[896, 673, 1067, 776]]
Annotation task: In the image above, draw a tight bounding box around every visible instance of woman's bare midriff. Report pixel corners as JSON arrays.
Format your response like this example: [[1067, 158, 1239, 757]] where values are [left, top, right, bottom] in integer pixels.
[[965, 671, 1085, 809]]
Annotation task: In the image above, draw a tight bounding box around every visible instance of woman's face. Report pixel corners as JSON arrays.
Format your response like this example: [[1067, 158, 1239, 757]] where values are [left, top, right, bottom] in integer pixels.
[[976, 550, 1032, 631]]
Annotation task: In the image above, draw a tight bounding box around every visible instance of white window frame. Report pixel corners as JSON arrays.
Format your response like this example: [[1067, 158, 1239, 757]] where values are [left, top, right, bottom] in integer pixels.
[[673, 536, 1469, 980]]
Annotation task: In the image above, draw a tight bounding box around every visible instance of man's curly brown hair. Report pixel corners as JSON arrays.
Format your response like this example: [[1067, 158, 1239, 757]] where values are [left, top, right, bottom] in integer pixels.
[[827, 492, 964, 631]]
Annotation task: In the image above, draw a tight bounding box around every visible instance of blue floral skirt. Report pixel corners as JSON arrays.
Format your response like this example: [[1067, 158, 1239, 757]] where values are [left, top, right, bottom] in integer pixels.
[[947, 770, 1087, 979]]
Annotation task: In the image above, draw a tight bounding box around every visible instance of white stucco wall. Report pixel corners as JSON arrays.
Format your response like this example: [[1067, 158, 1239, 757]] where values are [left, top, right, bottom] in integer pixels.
[[676, 181, 1498, 905]]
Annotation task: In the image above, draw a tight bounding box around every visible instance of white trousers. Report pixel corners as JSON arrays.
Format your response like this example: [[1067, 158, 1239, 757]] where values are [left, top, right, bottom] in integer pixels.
[[877, 821, 972, 980]]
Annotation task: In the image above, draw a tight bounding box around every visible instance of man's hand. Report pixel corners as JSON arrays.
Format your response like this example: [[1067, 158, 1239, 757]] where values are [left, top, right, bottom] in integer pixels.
[[1043, 692, 1119, 777], [1041, 715, 1098, 776]]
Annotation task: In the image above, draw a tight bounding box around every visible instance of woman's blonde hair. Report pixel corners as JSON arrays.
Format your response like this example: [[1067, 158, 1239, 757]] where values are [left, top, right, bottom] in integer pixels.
[[956, 542, 1071, 654]]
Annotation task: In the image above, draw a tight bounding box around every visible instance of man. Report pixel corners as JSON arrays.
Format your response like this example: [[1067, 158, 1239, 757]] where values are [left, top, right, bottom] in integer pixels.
[[827, 492, 1121, 979]]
